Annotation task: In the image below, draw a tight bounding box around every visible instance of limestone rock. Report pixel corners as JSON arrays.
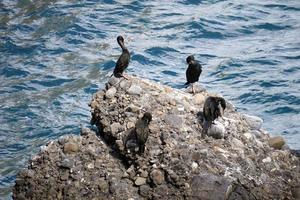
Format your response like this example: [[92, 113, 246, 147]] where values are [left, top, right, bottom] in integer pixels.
[[268, 136, 285, 150]]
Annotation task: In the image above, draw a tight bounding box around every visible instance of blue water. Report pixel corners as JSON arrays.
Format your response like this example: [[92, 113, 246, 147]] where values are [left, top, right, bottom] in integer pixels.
[[1, 0, 300, 198]]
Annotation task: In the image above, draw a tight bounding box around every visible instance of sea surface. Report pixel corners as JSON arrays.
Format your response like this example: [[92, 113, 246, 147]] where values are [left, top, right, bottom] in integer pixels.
[[1, 0, 300, 198]]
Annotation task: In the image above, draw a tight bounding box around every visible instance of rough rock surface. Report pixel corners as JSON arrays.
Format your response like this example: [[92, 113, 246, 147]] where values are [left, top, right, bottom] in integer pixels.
[[14, 76, 300, 200]]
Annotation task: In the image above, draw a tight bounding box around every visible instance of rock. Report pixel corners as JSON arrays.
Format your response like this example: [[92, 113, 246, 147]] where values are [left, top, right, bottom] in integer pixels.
[[13, 76, 300, 200], [127, 121, 135, 129], [105, 87, 117, 99], [262, 157, 272, 163], [98, 179, 109, 193], [268, 136, 285, 150], [193, 93, 205, 105], [60, 158, 74, 169], [110, 122, 123, 135], [139, 185, 151, 198], [291, 185, 300, 199], [150, 170, 164, 185], [190, 174, 233, 199], [191, 162, 198, 170], [107, 76, 119, 87], [164, 114, 183, 129], [127, 85, 142, 95], [126, 104, 140, 113], [63, 142, 79, 154], [119, 79, 131, 90], [243, 132, 253, 140], [206, 121, 226, 139], [135, 177, 147, 186], [243, 114, 263, 130], [231, 138, 245, 149]]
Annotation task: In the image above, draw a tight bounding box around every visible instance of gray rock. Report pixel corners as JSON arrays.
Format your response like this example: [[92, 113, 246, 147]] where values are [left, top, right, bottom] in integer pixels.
[[165, 114, 183, 129], [127, 85, 142, 95], [139, 185, 151, 198], [105, 87, 117, 99], [108, 76, 119, 87], [206, 121, 226, 139], [190, 174, 233, 200], [120, 79, 132, 90], [60, 158, 74, 169], [243, 114, 263, 130]]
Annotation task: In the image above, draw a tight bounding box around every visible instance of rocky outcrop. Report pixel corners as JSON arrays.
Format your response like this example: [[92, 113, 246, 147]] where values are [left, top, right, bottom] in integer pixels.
[[13, 76, 300, 200]]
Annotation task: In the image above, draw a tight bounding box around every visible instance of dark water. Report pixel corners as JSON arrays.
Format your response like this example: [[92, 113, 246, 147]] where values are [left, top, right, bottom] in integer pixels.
[[1, 0, 300, 198]]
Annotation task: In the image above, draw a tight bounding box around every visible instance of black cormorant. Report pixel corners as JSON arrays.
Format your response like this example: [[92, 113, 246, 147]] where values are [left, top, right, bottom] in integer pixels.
[[203, 96, 226, 126], [185, 55, 202, 94], [135, 112, 152, 154], [113, 35, 130, 79]]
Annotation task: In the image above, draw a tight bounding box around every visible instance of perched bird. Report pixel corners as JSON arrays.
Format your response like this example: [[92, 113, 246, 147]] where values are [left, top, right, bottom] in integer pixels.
[[203, 96, 226, 126], [185, 55, 202, 94], [135, 112, 152, 154], [113, 35, 130, 79]]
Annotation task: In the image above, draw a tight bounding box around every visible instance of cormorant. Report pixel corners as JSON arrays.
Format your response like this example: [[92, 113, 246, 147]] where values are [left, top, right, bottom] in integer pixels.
[[185, 55, 202, 94], [203, 96, 226, 126], [113, 35, 130, 79], [135, 112, 152, 154]]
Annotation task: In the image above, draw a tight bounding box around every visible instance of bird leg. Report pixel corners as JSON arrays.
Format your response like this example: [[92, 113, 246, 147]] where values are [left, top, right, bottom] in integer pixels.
[[121, 74, 129, 80], [192, 83, 196, 95]]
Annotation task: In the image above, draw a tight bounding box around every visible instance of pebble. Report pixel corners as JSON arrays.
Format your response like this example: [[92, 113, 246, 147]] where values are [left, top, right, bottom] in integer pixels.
[[63, 142, 79, 154], [150, 169, 164, 185], [135, 177, 147, 186], [262, 157, 272, 163]]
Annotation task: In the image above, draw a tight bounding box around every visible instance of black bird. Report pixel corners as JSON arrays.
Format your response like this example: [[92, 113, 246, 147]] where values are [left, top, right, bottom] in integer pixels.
[[135, 112, 152, 154], [113, 35, 130, 79], [203, 96, 226, 126], [185, 55, 202, 94]]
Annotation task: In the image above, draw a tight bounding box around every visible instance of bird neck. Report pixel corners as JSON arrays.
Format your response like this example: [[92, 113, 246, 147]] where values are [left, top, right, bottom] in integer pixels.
[[118, 40, 127, 51]]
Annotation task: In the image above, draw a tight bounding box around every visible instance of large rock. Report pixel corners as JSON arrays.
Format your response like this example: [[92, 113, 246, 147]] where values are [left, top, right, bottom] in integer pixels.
[[269, 136, 285, 150], [13, 76, 300, 200]]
